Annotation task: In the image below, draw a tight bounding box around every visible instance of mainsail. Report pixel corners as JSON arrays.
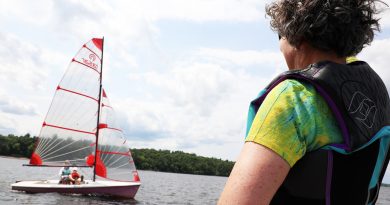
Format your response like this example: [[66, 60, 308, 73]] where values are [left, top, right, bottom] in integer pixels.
[[29, 38, 138, 182]]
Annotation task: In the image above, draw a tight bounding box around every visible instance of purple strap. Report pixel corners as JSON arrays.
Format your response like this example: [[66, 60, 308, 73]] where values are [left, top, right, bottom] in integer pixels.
[[326, 150, 334, 205]]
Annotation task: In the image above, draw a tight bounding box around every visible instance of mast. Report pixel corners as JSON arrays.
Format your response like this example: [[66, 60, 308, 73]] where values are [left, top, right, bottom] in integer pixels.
[[93, 37, 104, 182]]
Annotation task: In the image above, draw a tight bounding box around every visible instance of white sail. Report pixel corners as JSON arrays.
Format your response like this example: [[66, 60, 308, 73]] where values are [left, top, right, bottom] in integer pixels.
[[91, 89, 138, 181], [29, 38, 139, 182]]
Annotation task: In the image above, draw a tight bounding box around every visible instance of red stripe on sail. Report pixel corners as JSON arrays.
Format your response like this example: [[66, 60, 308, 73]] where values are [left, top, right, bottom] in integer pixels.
[[72, 59, 100, 74], [57, 86, 99, 102], [98, 123, 122, 132], [92, 38, 103, 51], [43, 122, 96, 135], [102, 103, 113, 109], [99, 150, 130, 156], [99, 123, 108, 129], [108, 127, 122, 132]]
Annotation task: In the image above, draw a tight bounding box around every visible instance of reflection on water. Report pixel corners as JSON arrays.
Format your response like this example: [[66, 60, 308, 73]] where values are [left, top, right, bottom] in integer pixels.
[[1, 157, 389, 205]]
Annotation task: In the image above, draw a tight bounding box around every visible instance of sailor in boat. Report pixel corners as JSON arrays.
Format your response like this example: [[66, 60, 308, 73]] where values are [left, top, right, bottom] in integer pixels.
[[58, 160, 72, 184], [69, 167, 82, 185]]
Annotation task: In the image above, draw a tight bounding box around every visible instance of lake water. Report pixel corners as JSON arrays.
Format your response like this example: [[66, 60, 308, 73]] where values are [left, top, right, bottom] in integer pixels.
[[1, 157, 389, 204]]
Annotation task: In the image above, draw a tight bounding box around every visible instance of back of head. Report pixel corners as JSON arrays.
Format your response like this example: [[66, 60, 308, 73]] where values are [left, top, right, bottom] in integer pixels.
[[266, 0, 386, 57], [64, 160, 70, 166]]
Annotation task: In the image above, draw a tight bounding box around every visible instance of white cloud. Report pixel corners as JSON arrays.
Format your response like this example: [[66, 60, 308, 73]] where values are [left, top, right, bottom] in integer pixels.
[[116, 48, 279, 159], [0, 0, 267, 49], [0, 32, 69, 137], [0, 95, 37, 116], [138, 0, 266, 22], [0, 112, 41, 136], [378, 2, 390, 28], [196, 48, 284, 67], [0, 0, 54, 26], [0, 32, 50, 90], [0, 115, 17, 135]]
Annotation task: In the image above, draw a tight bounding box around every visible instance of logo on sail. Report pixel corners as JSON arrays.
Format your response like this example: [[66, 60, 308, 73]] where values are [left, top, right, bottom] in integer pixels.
[[82, 54, 98, 70], [89, 54, 96, 62]]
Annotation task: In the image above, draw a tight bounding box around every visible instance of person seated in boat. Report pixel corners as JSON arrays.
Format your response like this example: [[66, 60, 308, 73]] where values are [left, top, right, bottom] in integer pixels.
[[69, 167, 82, 185], [58, 160, 72, 184]]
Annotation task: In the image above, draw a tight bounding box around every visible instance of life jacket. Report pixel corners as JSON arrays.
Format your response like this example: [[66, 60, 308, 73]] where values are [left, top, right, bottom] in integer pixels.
[[62, 168, 71, 176], [71, 172, 80, 179], [246, 61, 390, 205]]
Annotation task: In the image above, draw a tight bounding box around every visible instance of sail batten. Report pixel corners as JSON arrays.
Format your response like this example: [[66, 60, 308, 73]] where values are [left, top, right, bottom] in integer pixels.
[[98, 150, 130, 156], [99, 125, 123, 132], [57, 86, 99, 102], [43, 122, 96, 135]]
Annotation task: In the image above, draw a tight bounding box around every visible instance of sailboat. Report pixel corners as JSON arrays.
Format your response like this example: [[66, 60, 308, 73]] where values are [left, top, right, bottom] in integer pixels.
[[11, 38, 141, 198]]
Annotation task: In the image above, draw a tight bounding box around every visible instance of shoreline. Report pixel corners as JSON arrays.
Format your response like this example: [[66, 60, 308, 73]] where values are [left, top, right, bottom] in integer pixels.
[[0, 155, 29, 160]]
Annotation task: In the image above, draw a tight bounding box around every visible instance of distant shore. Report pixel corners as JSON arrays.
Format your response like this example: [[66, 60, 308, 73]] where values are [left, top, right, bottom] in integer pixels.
[[0, 133, 235, 177], [382, 183, 390, 187], [0, 155, 29, 160]]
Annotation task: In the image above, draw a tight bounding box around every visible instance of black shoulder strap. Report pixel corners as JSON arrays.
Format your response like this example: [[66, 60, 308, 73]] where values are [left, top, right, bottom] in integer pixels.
[[277, 61, 390, 150]]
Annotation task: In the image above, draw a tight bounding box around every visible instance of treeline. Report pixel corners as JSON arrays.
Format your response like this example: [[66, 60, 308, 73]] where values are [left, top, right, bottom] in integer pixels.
[[0, 134, 234, 177], [131, 148, 234, 177], [0, 134, 37, 158]]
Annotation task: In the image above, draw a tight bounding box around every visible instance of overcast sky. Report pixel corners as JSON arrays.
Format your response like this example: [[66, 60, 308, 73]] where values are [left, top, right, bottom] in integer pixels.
[[0, 0, 390, 182]]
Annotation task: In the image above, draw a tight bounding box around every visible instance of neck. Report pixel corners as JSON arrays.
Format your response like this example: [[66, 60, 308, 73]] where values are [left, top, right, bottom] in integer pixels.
[[290, 43, 346, 70]]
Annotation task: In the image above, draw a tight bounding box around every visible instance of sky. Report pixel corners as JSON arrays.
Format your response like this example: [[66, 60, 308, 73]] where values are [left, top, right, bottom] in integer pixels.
[[0, 0, 390, 182]]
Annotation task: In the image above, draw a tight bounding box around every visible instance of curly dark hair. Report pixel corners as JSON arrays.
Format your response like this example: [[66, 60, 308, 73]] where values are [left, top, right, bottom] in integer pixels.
[[266, 0, 386, 57]]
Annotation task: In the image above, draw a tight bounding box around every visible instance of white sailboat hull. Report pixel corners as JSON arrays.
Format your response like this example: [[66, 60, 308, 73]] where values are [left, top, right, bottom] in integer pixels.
[[11, 180, 141, 198]]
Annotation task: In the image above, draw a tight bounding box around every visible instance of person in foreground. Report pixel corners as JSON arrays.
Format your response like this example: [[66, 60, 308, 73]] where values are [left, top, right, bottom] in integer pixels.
[[218, 0, 389, 204]]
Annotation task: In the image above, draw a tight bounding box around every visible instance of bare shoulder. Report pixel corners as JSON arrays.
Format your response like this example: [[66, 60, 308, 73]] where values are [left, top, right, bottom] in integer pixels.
[[218, 142, 290, 205]]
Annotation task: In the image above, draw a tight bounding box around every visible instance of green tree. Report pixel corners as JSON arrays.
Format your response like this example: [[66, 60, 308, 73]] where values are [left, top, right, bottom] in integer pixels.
[[0, 134, 235, 176], [131, 148, 234, 176]]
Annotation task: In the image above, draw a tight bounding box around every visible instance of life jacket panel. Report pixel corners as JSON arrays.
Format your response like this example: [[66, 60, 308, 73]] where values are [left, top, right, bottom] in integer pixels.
[[247, 61, 390, 204], [271, 140, 382, 205], [62, 168, 71, 176]]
